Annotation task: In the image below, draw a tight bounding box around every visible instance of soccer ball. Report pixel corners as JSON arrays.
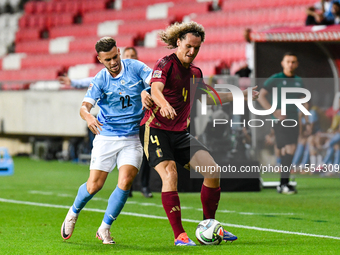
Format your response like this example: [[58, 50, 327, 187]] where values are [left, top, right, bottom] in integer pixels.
[[195, 219, 224, 245]]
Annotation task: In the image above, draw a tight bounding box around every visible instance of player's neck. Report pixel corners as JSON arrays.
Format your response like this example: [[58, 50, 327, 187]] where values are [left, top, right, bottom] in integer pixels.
[[109, 66, 122, 78], [283, 70, 295, 77], [175, 52, 190, 69]]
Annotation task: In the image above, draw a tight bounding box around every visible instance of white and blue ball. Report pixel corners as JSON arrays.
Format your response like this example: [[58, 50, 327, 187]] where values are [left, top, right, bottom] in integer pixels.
[[195, 219, 224, 245]]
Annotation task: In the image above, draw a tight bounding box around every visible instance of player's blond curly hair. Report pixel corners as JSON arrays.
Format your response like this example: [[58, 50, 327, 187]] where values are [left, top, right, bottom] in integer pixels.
[[159, 21, 205, 49]]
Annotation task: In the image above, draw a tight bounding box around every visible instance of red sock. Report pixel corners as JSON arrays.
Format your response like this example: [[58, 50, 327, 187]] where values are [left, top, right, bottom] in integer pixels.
[[201, 184, 221, 219], [162, 191, 185, 238]]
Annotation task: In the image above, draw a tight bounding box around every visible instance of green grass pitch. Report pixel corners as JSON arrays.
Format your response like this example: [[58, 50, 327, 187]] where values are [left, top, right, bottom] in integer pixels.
[[0, 157, 339, 254]]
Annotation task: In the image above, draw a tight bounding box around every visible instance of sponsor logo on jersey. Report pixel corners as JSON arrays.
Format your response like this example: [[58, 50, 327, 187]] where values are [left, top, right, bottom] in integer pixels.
[[153, 70, 162, 78]]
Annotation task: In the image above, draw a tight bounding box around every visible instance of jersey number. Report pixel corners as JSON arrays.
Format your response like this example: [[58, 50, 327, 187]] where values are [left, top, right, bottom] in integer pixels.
[[182, 88, 188, 102], [120, 95, 132, 109], [150, 135, 160, 146]]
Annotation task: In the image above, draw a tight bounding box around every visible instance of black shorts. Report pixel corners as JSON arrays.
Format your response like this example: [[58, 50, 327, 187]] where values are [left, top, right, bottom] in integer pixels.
[[273, 121, 299, 149], [139, 124, 209, 168]]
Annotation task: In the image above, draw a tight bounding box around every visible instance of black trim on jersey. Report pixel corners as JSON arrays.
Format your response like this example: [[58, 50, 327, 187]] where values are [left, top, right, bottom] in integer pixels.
[[167, 63, 174, 77], [157, 56, 170, 69]]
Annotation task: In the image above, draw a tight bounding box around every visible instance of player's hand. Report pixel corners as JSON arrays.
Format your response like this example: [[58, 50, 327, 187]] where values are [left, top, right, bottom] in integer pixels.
[[160, 103, 177, 120], [273, 109, 286, 121], [141, 90, 153, 110], [243, 86, 259, 100], [57, 75, 71, 86], [85, 115, 103, 135]]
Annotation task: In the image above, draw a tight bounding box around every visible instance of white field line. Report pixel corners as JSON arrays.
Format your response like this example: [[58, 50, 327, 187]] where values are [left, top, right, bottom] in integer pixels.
[[27, 190, 297, 216], [1, 197, 340, 241]]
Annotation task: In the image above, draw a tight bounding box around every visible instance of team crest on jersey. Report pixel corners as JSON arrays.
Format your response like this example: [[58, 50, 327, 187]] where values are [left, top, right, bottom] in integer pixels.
[[156, 148, 163, 158], [88, 83, 93, 91], [153, 70, 162, 78], [121, 80, 126, 85]]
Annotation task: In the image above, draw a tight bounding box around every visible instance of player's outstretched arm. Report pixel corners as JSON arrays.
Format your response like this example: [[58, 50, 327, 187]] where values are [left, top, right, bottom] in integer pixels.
[[242, 86, 259, 101], [151, 82, 177, 120], [80, 101, 103, 135]]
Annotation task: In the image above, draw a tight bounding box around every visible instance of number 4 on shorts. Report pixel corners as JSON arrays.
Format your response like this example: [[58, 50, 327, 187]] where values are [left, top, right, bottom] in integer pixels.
[[150, 135, 160, 146]]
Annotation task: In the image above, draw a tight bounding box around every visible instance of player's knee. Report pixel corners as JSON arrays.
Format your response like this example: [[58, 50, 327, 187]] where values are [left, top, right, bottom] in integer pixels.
[[164, 161, 178, 182], [118, 175, 134, 190], [87, 181, 103, 194]]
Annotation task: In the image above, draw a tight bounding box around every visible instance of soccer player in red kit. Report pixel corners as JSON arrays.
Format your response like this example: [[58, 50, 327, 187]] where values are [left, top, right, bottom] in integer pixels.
[[140, 21, 259, 246]]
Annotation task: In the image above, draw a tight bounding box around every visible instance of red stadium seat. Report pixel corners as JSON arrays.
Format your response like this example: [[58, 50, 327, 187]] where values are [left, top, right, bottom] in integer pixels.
[[82, 7, 146, 24], [34, 1, 46, 14], [24, 1, 35, 14], [0, 67, 62, 81], [20, 52, 97, 69], [15, 28, 41, 43], [15, 39, 50, 54], [49, 24, 98, 38], [68, 35, 135, 52], [118, 17, 174, 36], [79, 0, 108, 14], [168, 2, 209, 20]]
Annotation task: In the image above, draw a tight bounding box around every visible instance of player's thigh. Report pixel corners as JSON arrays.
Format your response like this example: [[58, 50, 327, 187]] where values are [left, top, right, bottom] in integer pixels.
[[117, 139, 144, 171], [117, 164, 138, 190], [173, 132, 209, 167], [190, 150, 220, 179], [90, 136, 121, 172]]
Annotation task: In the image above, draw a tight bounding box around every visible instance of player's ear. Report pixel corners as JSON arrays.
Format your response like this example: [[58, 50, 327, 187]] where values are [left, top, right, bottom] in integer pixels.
[[177, 38, 180, 47], [97, 55, 102, 64]]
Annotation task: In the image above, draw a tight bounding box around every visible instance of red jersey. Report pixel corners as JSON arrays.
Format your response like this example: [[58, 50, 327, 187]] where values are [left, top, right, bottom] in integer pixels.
[[141, 53, 203, 131]]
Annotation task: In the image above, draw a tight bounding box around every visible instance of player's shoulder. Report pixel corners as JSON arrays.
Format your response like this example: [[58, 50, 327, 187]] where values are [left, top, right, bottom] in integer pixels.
[[190, 63, 204, 77], [270, 72, 285, 79], [154, 54, 175, 70]]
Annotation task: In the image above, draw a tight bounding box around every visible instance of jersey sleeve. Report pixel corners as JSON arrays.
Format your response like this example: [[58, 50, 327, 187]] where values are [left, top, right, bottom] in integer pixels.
[[134, 60, 153, 88], [71, 77, 94, 88], [263, 75, 275, 92], [83, 74, 103, 106], [150, 56, 171, 86]]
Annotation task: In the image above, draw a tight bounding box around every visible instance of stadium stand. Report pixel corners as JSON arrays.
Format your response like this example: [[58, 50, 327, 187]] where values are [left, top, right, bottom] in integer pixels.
[[0, 0, 321, 88]]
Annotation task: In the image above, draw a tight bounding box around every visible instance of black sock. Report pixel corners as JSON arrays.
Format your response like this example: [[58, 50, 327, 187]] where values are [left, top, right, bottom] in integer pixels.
[[280, 154, 293, 185]]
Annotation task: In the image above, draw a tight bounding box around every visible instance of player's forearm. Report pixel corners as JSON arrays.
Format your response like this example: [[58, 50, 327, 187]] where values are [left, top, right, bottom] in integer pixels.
[[207, 92, 233, 105], [80, 105, 92, 121], [257, 94, 272, 110], [151, 86, 170, 108]]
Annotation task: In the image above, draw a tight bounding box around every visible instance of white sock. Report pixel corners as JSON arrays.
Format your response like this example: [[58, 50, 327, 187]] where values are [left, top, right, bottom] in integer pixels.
[[99, 221, 111, 230], [68, 207, 79, 217]]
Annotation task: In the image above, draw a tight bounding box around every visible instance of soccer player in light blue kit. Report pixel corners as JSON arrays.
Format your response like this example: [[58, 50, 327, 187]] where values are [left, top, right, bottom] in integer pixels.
[[61, 37, 153, 244]]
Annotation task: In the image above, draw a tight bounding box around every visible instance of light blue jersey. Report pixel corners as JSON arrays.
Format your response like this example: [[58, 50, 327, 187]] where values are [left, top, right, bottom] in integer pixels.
[[83, 59, 152, 136]]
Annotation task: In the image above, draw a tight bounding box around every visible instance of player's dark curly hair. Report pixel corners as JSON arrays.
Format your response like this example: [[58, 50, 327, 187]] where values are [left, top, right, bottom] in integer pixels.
[[95, 37, 117, 54], [159, 21, 205, 49]]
